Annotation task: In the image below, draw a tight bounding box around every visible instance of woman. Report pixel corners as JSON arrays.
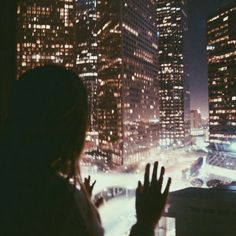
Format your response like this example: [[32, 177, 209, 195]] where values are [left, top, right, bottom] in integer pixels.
[[0, 65, 171, 236]]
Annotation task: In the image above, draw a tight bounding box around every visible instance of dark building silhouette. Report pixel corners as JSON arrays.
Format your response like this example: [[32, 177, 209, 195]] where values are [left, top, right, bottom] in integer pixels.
[[156, 0, 191, 148], [163, 187, 236, 236], [97, 0, 159, 165], [0, 1, 17, 133], [16, 0, 76, 78], [75, 0, 98, 132], [207, 3, 236, 152]]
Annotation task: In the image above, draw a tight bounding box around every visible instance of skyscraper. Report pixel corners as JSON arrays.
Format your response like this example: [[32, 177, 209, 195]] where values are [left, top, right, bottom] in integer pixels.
[[156, 0, 190, 148], [97, 0, 159, 165], [16, 0, 76, 78], [190, 109, 202, 129], [207, 3, 236, 152], [75, 0, 98, 132]]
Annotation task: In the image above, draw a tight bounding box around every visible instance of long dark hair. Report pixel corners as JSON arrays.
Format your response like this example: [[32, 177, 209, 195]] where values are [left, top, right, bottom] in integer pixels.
[[2, 65, 88, 181]]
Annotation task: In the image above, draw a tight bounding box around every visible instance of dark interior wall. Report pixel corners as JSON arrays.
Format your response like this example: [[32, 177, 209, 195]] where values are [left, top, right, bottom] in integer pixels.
[[0, 1, 17, 133]]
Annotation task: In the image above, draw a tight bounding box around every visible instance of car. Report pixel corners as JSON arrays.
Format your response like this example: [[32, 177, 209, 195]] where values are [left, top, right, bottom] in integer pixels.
[[190, 178, 204, 187], [206, 179, 223, 188]]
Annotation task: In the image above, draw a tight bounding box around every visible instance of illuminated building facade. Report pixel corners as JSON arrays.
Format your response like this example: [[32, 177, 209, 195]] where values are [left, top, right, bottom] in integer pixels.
[[156, 0, 191, 148], [16, 0, 76, 78], [207, 4, 236, 151], [75, 0, 98, 132], [190, 109, 202, 129], [97, 0, 159, 165]]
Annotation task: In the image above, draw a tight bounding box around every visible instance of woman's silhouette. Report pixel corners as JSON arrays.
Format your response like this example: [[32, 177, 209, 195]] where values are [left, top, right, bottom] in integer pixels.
[[0, 65, 171, 236]]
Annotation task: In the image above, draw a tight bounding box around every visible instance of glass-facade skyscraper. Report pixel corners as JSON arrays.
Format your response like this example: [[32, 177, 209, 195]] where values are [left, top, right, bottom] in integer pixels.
[[207, 4, 236, 151], [156, 0, 190, 148], [75, 0, 98, 132], [97, 0, 159, 165], [16, 0, 76, 78]]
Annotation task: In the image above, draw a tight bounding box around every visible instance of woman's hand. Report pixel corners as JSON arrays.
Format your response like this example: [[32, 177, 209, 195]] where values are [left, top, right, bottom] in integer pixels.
[[84, 175, 103, 208], [135, 162, 171, 229], [84, 175, 96, 198]]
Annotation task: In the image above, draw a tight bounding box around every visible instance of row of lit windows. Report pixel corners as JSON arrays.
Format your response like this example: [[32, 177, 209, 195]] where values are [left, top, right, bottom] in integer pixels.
[[210, 109, 236, 114], [26, 6, 51, 13], [209, 122, 236, 126], [209, 51, 236, 63], [122, 23, 139, 37], [78, 72, 97, 77], [157, 6, 181, 12], [208, 7, 236, 23], [76, 59, 97, 65], [210, 98, 222, 103], [21, 57, 64, 66], [133, 49, 154, 63], [208, 23, 228, 35], [26, 24, 51, 29], [209, 35, 229, 45]]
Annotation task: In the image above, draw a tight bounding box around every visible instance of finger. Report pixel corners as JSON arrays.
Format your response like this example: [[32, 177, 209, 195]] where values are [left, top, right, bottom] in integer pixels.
[[138, 180, 143, 191], [88, 175, 91, 183], [159, 166, 165, 180], [137, 181, 143, 192], [136, 180, 143, 198], [143, 163, 150, 191], [91, 180, 96, 189], [95, 197, 104, 208], [151, 161, 158, 186], [157, 166, 165, 190], [84, 177, 88, 184], [163, 177, 171, 200], [136, 181, 143, 210]]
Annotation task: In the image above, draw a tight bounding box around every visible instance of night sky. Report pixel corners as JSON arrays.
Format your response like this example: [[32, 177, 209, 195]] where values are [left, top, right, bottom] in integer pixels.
[[186, 0, 236, 118]]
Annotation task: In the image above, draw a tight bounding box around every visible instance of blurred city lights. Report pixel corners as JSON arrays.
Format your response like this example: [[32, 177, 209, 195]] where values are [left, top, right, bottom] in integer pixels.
[[230, 142, 236, 152]]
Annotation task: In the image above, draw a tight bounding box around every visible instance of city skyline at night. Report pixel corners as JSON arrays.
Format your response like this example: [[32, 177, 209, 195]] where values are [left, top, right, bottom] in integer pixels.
[[15, 0, 236, 168], [3, 0, 236, 236], [15, 0, 236, 118], [8, 1, 236, 234]]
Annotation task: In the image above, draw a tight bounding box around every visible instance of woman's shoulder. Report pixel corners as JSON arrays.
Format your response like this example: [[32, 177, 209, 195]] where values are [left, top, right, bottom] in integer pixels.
[[47, 173, 104, 236], [43, 174, 88, 235]]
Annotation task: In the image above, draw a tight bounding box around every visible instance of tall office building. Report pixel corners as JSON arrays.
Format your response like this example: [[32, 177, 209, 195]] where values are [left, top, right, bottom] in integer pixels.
[[16, 0, 76, 78], [75, 0, 98, 132], [207, 4, 236, 151], [190, 109, 202, 129], [97, 0, 159, 165], [156, 0, 190, 148]]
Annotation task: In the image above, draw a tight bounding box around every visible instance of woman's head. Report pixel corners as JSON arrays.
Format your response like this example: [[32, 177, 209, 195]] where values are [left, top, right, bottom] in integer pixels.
[[7, 64, 88, 179]]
